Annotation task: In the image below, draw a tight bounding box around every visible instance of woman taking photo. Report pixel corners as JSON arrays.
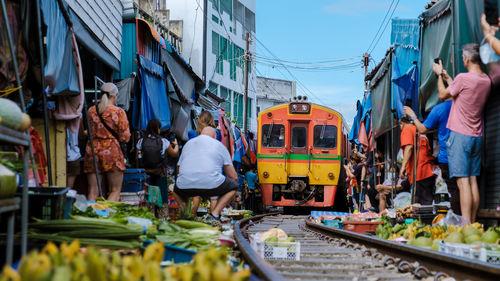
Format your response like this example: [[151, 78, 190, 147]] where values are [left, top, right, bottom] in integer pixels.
[[84, 83, 131, 201]]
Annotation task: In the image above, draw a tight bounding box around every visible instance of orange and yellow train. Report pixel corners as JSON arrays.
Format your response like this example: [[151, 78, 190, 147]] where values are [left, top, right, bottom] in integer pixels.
[[257, 98, 350, 209]]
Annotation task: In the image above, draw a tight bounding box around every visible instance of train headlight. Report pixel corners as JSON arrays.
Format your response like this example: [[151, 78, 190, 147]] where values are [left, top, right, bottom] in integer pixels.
[[328, 173, 334, 179], [263, 171, 269, 178]]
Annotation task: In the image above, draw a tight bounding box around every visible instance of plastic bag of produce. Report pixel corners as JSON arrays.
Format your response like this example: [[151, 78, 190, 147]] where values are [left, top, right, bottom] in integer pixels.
[[393, 192, 411, 208], [437, 210, 468, 227], [433, 166, 448, 195], [73, 194, 88, 212], [127, 217, 152, 229]]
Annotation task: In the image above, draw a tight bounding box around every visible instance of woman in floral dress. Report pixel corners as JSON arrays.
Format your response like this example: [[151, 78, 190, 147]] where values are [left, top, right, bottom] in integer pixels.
[[84, 83, 131, 201]]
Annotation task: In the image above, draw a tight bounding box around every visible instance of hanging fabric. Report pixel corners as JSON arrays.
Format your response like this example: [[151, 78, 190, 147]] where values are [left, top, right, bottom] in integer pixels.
[[41, 0, 79, 95], [0, 1, 28, 91], [132, 54, 171, 131]]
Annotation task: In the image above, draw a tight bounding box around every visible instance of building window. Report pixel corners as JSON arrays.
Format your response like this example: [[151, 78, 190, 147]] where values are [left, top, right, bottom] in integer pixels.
[[211, 0, 219, 11], [220, 0, 232, 20], [212, 15, 219, 24], [247, 97, 252, 118], [220, 86, 231, 114], [209, 81, 219, 95], [244, 7, 255, 33], [211, 31, 219, 55]]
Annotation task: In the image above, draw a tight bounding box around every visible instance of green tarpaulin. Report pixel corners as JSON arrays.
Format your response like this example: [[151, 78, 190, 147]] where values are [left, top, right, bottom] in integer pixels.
[[370, 53, 392, 138], [419, 0, 487, 112]]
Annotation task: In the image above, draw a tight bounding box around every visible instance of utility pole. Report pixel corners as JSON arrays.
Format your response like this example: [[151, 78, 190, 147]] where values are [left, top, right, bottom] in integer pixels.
[[363, 53, 370, 95], [243, 32, 250, 135]]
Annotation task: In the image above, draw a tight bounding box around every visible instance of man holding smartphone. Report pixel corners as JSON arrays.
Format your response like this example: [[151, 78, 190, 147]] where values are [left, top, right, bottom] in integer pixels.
[[433, 44, 491, 223]]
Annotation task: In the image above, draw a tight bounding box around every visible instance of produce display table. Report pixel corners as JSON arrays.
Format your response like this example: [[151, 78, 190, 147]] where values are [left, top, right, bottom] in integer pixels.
[[0, 197, 20, 265], [0, 124, 30, 257]]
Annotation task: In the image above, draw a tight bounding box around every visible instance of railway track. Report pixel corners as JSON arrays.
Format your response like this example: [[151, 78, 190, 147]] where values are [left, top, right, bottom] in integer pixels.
[[234, 214, 500, 281]]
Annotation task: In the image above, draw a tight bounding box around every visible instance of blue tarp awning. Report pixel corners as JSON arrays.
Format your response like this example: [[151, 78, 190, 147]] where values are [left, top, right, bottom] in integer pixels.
[[132, 55, 171, 131]]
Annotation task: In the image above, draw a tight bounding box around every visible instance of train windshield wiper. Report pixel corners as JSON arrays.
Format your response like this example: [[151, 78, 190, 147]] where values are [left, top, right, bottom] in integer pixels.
[[320, 123, 326, 140], [266, 122, 274, 144]]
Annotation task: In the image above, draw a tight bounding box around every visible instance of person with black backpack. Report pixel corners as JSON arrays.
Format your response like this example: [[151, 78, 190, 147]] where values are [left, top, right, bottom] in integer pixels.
[[136, 119, 179, 201]]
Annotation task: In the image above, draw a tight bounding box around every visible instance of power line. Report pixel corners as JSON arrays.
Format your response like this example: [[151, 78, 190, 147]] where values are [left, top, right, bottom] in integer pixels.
[[365, 0, 396, 54], [367, 0, 400, 55], [216, 0, 327, 105]]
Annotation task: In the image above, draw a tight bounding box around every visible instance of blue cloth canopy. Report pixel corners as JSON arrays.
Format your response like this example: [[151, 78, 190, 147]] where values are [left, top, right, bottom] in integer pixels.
[[392, 63, 419, 118], [132, 55, 171, 131]]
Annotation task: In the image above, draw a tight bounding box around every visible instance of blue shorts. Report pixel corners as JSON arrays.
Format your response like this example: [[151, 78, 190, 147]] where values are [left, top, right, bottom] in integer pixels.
[[446, 131, 482, 178]]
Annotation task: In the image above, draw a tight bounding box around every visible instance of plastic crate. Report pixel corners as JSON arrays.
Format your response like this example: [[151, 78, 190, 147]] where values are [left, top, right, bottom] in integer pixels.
[[324, 220, 343, 229], [122, 169, 148, 192], [143, 240, 196, 263], [16, 187, 69, 221], [438, 242, 482, 260], [342, 221, 383, 234], [120, 191, 146, 205], [482, 248, 500, 265], [251, 240, 300, 261]]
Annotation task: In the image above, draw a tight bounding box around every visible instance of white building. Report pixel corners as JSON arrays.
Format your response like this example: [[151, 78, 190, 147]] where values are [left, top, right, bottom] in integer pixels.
[[166, 0, 257, 132], [256, 76, 296, 115]]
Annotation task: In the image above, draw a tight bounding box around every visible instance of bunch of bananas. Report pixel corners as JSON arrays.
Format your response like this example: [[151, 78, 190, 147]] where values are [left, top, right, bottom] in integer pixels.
[[430, 224, 446, 239], [0, 241, 250, 281], [1, 240, 166, 281], [165, 248, 250, 281]]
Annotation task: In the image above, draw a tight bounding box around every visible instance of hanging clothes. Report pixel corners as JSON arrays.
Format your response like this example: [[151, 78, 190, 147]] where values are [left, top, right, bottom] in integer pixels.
[[115, 77, 135, 111], [29, 126, 47, 185], [0, 1, 28, 91], [52, 30, 84, 133], [233, 126, 245, 163]]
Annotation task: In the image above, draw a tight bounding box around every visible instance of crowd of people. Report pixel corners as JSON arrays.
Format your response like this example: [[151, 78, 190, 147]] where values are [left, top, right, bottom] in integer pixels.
[[343, 14, 500, 224], [65, 83, 259, 222]]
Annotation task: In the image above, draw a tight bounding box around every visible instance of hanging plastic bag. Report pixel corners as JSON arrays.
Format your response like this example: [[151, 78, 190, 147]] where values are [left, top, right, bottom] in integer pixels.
[[433, 165, 448, 194], [396, 149, 404, 166], [393, 192, 411, 208], [437, 210, 469, 227]]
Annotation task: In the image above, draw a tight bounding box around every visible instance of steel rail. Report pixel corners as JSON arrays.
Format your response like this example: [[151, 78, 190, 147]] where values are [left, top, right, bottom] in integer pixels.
[[306, 220, 500, 281], [234, 213, 285, 281], [236, 213, 500, 281]]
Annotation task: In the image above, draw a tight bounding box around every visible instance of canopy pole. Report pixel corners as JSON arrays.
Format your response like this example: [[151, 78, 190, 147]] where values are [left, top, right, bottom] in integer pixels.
[[36, 0, 53, 186], [1, 0, 38, 256], [83, 97, 102, 198]]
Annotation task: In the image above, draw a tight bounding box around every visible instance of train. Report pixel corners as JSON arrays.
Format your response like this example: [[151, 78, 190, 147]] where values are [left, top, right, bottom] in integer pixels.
[[257, 97, 350, 209]]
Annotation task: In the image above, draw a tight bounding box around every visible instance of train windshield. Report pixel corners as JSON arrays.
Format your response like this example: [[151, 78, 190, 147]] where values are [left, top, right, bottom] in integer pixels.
[[313, 125, 337, 149], [262, 124, 285, 148]]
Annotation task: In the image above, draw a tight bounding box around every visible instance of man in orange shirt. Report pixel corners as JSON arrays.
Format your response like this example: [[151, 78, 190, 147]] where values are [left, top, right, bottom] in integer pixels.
[[399, 115, 435, 205]]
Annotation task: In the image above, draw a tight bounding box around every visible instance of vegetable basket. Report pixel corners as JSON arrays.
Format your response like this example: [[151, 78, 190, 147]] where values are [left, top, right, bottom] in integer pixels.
[[144, 239, 196, 263]]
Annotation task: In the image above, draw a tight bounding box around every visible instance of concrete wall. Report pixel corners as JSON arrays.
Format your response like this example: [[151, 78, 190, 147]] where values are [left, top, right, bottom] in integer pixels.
[[166, 0, 204, 75], [256, 76, 296, 113], [66, 0, 123, 62]]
